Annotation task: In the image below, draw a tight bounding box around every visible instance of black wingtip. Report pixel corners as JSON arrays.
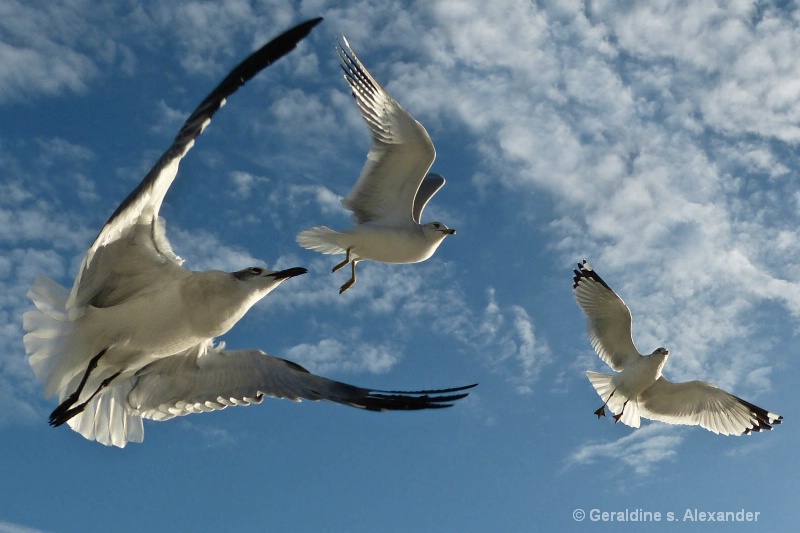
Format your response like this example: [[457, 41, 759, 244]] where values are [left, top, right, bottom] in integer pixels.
[[572, 259, 613, 291], [735, 396, 783, 434], [358, 383, 478, 411], [102, 17, 324, 229]]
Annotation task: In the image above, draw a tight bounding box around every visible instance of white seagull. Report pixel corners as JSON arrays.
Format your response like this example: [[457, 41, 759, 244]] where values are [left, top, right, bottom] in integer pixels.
[[22, 19, 474, 448], [572, 260, 782, 436], [296, 38, 455, 294]]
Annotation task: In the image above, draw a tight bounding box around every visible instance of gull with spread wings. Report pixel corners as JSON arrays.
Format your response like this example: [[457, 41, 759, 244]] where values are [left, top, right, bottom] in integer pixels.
[[22, 19, 474, 448], [297, 38, 455, 294], [572, 260, 781, 436]]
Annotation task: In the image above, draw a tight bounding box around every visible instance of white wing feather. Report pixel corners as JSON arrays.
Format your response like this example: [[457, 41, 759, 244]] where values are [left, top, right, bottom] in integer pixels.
[[128, 344, 475, 420], [639, 377, 782, 435], [573, 261, 641, 370], [338, 38, 436, 226], [66, 18, 324, 315]]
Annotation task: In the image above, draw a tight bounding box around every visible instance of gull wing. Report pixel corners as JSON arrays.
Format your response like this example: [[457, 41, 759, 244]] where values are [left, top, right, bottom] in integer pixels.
[[128, 345, 476, 420], [573, 261, 641, 371], [66, 17, 323, 313], [338, 37, 436, 225], [412, 173, 446, 223], [639, 377, 782, 435]]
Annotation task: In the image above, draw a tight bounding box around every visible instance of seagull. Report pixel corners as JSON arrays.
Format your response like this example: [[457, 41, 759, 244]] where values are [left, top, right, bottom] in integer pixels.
[[22, 19, 475, 448], [572, 260, 782, 436], [296, 38, 455, 294]]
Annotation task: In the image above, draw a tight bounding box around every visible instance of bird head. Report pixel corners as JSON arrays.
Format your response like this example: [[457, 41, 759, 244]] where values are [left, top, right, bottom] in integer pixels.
[[422, 221, 456, 237], [652, 347, 670, 359], [232, 266, 308, 296]]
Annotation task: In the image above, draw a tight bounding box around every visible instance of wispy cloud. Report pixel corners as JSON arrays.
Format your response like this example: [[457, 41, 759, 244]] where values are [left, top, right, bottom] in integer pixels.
[[565, 424, 686, 476], [283, 335, 399, 376], [176, 419, 236, 447], [0, 520, 50, 533], [0, 1, 131, 103]]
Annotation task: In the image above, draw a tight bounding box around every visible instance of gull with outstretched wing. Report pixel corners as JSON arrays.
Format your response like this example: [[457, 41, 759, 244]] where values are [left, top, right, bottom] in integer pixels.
[[297, 38, 455, 294], [23, 19, 475, 448], [572, 260, 781, 436]]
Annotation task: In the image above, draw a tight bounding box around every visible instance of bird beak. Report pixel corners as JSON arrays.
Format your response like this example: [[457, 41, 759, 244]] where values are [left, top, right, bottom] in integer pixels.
[[269, 267, 308, 280], [441, 228, 456, 235]]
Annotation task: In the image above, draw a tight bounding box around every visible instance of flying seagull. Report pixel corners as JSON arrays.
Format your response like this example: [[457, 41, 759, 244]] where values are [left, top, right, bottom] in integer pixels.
[[572, 260, 781, 436], [296, 37, 455, 294], [22, 19, 474, 448]]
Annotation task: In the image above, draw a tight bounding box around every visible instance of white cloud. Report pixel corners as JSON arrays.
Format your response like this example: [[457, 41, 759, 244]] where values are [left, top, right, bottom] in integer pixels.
[[475, 289, 551, 394], [0, 520, 50, 533], [283, 336, 399, 376], [229, 171, 269, 199], [168, 226, 263, 273], [565, 424, 685, 476], [176, 420, 236, 446], [0, 1, 133, 103]]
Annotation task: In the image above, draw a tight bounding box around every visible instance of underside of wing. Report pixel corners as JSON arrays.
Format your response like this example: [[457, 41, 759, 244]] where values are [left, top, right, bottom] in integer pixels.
[[66, 18, 323, 312], [412, 173, 446, 223], [573, 261, 640, 370], [128, 345, 476, 419], [639, 377, 782, 435], [337, 38, 436, 225]]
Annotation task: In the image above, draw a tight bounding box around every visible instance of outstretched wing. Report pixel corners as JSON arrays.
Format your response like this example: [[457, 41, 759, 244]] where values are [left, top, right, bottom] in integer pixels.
[[639, 377, 782, 435], [128, 345, 476, 420], [67, 18, 323, 313], [338, 37, 436, 225], [573, 260, 640, 371]]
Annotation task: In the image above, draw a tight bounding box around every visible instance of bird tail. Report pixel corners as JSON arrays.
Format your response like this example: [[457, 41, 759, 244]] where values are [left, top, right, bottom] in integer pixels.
[[296, 226, 348, 255], [23, 275, 144, 447], [23, 275, 74, 396], [586, 371, 641, 428], [66, 377, 144, 448]]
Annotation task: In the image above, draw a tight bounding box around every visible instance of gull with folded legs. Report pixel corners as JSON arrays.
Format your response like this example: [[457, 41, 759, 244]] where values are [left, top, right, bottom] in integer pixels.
[[572, 260, 781, 436], [23, 19, 474, 448]]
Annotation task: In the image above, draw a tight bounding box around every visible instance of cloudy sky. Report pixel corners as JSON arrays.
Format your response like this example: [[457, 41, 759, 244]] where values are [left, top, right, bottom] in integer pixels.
[[2, 0, 798, 531]]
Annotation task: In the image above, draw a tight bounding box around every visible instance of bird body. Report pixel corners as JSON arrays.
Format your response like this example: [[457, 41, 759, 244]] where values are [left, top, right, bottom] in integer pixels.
[[39, 267, 305, 400], [296, 38, 455, 293], [22, 19, 474, 448], [298, 222, 451, 264], [573, 260, 781, 435]]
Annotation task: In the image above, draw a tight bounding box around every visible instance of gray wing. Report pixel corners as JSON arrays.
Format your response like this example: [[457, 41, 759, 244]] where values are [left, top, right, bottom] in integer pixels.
[[412, 173, 446, 223], [66, 18, 323, 313], [128, 345, 476, 420], [572, 261, 641, 371], [639, 377, 782, 435], [338, 37, 436, 225]]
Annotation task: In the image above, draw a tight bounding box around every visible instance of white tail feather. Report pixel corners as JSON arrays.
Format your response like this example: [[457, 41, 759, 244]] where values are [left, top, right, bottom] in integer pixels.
[[24, 275, 144, 447], [23, 276, 72, 389], [586, 371, 641, 428], [67, 378, 144, 448], [296, 226, 347, 255]]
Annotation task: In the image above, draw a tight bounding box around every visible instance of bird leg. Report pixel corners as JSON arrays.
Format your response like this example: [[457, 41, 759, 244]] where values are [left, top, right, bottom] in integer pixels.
[[594, 389, 616, 418], [49, 348, 107, 426], [50, 369, 122, 427], [613, 400, 629, 423], [339, 259, 360, 294], [332, 247, 352, 273]]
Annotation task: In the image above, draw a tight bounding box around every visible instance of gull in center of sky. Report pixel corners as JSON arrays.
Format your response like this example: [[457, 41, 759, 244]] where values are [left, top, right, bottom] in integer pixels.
[[22, 18, 475, 448], [297, 37, 456, 294], [572, 260, 782, 436]]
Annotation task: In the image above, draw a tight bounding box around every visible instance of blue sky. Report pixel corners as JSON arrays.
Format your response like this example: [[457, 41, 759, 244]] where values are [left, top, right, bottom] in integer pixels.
[[1, 0, 799, 531]]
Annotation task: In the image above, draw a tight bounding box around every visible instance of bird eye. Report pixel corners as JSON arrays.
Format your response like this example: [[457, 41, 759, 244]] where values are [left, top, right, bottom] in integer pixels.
[[248, 267, 262, 275], [433, 223, 441, 229]]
